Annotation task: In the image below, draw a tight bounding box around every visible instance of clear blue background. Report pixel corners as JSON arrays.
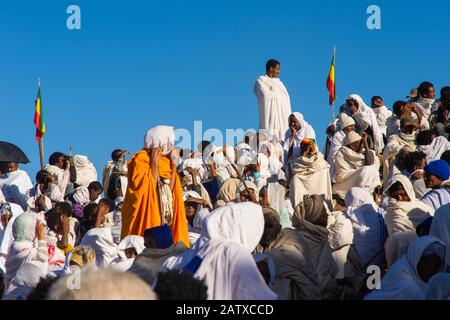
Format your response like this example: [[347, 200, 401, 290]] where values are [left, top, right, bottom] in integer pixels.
[[1, 0, 449, 181]]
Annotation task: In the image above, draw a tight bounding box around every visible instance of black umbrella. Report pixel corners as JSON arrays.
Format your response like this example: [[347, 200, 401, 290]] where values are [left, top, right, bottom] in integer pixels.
[[0, 141, 30, 164]]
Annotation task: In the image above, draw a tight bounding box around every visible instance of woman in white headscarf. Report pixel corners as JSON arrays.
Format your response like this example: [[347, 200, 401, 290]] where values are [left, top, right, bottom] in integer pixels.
[[283, 112, 316, 164], [365, 236, 446, 300], [0, 202, 24, 273], [4, 212, 48, 287], [80, 227, 118, 267], [163, 202, 277, 300], [74, 155, 98, 187], [383, 174, 434, 236], [110, 235, 145, 271], [344, 94, 384, 153], [344, 188, 387, 268]]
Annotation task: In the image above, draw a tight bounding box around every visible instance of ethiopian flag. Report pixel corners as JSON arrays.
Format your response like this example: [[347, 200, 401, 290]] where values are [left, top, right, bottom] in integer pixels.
[[326, 47, 336, 105], [34, 80, 45, 141]]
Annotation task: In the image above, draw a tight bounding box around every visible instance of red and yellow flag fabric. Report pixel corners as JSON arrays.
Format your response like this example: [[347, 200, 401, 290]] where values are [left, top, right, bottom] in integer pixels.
[[326, 47, 336, 105], [34, 80, 45, 141]]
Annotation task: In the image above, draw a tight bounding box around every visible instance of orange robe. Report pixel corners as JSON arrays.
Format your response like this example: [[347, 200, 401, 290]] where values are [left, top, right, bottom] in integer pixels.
[[120, 149, 190, 247]]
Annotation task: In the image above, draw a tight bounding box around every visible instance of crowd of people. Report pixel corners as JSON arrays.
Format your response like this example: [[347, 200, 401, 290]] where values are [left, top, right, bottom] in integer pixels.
[[1, 70, 450, 300]]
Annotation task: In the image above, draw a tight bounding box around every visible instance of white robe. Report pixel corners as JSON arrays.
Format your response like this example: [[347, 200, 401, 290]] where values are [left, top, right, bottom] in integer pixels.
[[163, 202, 277, 300], [333, 147, 381, 199], [365, 236, 445, 300], [383, 174, 434, 236], [74, 155, 98, 186], [0, 170, 33, 210], [254, 75, 292, 141], [372, 105, 393, 136], [429, 203, 450, 266], [417, 136, 450, 163]]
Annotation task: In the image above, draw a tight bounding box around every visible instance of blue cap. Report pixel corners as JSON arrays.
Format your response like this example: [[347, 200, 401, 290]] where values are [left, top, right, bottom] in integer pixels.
[[424, 160, 450, 181]]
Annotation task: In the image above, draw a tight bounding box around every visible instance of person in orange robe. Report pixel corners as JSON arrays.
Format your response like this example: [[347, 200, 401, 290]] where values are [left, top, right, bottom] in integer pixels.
[[120, 126, 190, 248]]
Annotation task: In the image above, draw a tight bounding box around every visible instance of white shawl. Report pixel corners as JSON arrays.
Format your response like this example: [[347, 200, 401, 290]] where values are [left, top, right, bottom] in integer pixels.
[[283, 112, 316, 164], [417, 136, 450, 163], [163, 202, 277, 300], [254, 74, 292, 141], [287, 152, 332, 209], [365, 236, 445, 300], [333, 146, 381, 199], [346, 94, 384, 153], [383, 174, 434, 235], [80, 227, 118, 267], [430, 204, 450, 266], [74, 155, 98, 186]]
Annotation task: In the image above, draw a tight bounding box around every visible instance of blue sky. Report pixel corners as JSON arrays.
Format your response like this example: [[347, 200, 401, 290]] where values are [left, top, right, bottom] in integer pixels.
[[1, 0, 449, 181]]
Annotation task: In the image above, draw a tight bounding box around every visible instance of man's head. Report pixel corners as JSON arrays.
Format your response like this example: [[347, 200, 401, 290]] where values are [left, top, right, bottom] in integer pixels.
[[341, 115, 356, 133], [36, 170, 54, 187], [400, 116, 419, 134], [405, 151, 427, 174], [388, 181, 411, 202], [424, 160, 450, 189], [371, 96, 383, 109], [238, 182, 258, 203], [111, 149, 124, 162], [397, 148, 413, 171], [87, 181, 103, 202], [392, 100, 407, 117], [418, 81, 436, 99], [0, 162, 18, 174], [45, 209, 66, 234], [416, 130, 434, 146], [54, 202, 73, 218], [265, 59, 280, 78], [260, 207, 282, 249], [98, 198, 115, 213], [344, 131, 363, 153], [259, 186, 269, 207], [440, 86, 450, 110], [49, 152, 66, 169], [83, 203, 98, 226]]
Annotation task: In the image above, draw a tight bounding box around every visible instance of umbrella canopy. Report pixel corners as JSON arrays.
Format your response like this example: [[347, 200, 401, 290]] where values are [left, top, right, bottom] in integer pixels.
[[0, 141, 30, 164]]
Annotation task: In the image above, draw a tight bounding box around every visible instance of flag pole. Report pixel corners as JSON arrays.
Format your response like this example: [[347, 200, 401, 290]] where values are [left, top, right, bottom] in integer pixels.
[[332, 45, 336, 120], [37, 78, 45, 170]]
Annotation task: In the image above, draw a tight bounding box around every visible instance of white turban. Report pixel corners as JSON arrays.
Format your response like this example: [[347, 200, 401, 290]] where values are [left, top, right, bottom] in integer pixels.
[[343, 131, 362, 146], [143, 126, 175, 155]]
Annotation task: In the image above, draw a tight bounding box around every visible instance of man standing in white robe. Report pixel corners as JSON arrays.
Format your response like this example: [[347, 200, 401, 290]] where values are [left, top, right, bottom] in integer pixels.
[[254, 59, 292, 142]]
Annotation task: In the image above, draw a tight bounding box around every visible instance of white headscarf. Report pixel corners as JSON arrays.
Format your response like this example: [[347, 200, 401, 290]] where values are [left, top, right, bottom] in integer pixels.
[[383, 174, 434, 234], [344, 188, 387, 267], [346, 94, 384, 153], [80, 227, 118, 267], [144, 126, 175, 155], [163, 202, 277, 300], [74, 155, 98, 186], [109, 235, 145, 272], [284, 112, 316, 142], [365, 236, 446, 300]]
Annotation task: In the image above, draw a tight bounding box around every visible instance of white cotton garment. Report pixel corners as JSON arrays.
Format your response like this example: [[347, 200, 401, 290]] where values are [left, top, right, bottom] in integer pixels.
[[417, 136, 450, 163], [0, 170, 33, 210], [110, 235, 145, 272], [163, 202, 278, 300], [144, 125, 175, 155], [254, 75, 292, 141], [74, 155, 98, 186], [365, 236, 446, 300], [80, 227, 118, 267]]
